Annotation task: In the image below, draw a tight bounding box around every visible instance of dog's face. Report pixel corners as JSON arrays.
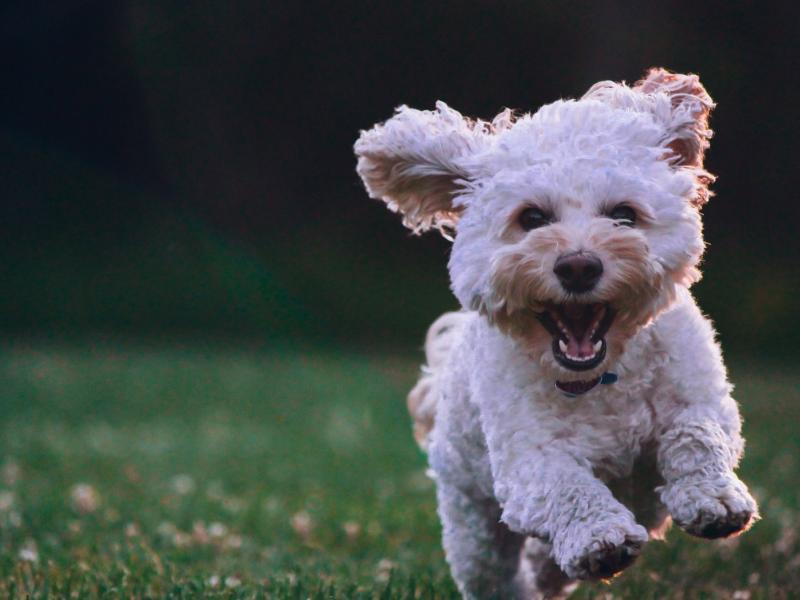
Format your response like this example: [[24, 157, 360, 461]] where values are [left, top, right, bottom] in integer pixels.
[[356, 69, 714, 379]]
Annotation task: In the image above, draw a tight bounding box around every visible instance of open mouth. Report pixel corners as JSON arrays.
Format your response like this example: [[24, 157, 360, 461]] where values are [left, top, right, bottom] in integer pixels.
[[537, 302, 616, 371]]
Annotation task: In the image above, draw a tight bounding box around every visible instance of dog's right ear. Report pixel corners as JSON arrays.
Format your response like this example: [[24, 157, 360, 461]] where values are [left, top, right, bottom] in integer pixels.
[[354, 101, 490, 236]]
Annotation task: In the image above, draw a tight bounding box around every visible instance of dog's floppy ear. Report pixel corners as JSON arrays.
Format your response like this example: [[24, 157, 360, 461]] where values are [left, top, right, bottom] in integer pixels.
[[355, 101, 489, 235], [633, 68, 714, 171], [585, 68, 715, 206]]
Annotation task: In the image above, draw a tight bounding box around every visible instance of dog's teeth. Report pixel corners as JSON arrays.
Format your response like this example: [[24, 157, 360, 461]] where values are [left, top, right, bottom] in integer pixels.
[[558, 340, 568, 353], [593, 340, 602, 353], [557, 320, 570, 337]]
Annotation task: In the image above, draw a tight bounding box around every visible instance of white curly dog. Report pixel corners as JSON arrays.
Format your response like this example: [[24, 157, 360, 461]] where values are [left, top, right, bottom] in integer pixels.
[[354, 68, 758, 599]]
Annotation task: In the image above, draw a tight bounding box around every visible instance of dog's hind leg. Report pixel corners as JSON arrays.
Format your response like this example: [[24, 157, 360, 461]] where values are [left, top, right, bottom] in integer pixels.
[[436, 482, 525, 599], [516, 538, 577, 599]]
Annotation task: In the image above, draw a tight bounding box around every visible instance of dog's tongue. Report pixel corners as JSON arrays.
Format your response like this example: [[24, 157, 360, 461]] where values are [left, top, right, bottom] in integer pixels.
[[567, 337, 594, 358]]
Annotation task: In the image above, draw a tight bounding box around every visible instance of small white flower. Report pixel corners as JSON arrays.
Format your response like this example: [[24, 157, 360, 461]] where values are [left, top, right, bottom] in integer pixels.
[[18, 549, 38, 562], [157, 521, 177, 537], [223, 534, 243, 550], [1, 461, 20, 486], [171, 474, 196, 495], [70, 484, 100, 514], [208, 522, 228, 539], [343, 521, 361, 540], [192, 521, 210, 544], [224, 576, 241, 588], [291, 511, 313, 540], [375, 558, 396, 583], [18, 543, 38, 563], [0, 491, 14, 511]]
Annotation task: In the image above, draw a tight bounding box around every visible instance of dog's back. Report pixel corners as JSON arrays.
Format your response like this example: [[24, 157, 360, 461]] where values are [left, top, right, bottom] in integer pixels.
[[406, 311, 469, 449]]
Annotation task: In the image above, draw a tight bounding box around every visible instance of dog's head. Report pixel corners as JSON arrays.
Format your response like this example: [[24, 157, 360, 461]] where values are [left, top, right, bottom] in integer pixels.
[[355, 68, 714, 379]]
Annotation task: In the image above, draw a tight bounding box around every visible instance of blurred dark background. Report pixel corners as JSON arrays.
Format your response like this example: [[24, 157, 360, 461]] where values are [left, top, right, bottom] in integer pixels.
[[1, 1, 797, 354]]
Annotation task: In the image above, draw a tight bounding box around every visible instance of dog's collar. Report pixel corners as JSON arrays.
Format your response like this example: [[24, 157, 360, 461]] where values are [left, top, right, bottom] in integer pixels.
[[555, 372, 618, 397]]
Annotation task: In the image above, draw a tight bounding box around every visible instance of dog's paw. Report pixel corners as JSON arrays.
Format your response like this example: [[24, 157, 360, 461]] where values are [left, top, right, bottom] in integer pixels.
[[661, 474, 759, 539], [681, 505, 755, 539], [558, 522, 648, 581], [573, 537, 643, 580]]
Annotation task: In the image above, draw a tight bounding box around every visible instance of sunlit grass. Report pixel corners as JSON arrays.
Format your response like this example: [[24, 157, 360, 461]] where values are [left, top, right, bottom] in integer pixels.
[[0, 341, 797, 598]]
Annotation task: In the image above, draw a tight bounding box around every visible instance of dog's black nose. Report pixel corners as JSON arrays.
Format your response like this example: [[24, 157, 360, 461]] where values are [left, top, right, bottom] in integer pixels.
[[554, 252, 603, 293]]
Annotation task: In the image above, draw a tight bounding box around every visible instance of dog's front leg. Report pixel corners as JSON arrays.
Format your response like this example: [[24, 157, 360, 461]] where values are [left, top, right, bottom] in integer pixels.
[[491, 448, 648, 581], [657, 415, 758, 539], [654, 295, 759, 539]]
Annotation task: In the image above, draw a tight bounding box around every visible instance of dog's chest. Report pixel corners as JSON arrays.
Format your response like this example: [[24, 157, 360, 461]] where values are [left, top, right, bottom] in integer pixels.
[[542, 385, 659, 480]]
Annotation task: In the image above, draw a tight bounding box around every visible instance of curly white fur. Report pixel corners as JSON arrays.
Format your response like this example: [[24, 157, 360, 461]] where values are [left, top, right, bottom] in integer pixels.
[[355, 68, 758, 599]]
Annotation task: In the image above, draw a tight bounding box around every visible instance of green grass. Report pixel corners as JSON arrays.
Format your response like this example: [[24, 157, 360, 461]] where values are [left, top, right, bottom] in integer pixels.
[[0, 341, 797, 598]]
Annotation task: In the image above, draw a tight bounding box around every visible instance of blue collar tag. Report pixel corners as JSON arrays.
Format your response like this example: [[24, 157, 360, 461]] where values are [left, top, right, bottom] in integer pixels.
[[600, 372, 618, 385]]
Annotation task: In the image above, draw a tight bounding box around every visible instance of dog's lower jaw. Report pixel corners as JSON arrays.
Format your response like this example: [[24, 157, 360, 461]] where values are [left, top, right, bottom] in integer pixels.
[[510, 317, 633, 383], [536, 345, 618, 384]]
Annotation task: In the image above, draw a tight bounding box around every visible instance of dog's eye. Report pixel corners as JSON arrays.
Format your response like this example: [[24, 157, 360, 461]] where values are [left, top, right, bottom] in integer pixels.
[[607, 205, 637, 226], [518, 207, 550, 231]]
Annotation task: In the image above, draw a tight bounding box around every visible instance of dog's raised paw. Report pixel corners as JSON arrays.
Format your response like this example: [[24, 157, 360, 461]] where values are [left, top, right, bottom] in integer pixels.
[[575, 537, 642, 580], [662, 475, 759, 540], [557, 518, 648, 581], [680, 504, 755, 539]]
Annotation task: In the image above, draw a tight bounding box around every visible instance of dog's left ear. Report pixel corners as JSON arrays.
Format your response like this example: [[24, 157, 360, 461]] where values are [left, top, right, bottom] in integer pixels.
[[586, 68, 716, 206], [633, 68, 714, 170], [634, 68, 716, 207], [355, 101, 490, 236]]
